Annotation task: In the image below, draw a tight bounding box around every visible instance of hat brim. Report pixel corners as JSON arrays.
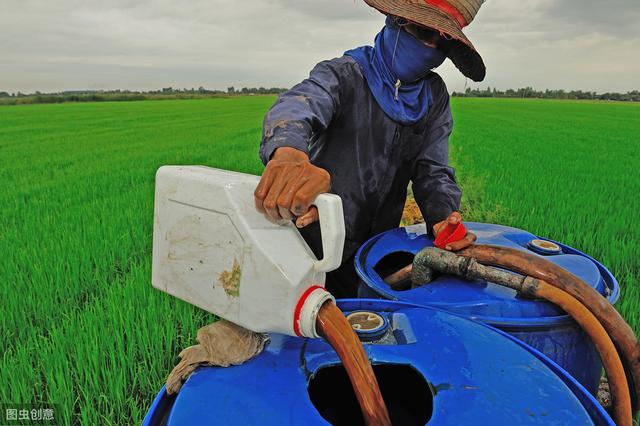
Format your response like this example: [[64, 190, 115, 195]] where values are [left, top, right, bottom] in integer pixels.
[[363, 0, 486, 82]]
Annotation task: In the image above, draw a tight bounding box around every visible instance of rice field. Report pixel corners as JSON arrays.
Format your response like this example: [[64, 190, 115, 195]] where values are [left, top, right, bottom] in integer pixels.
[[1, 96, 638, 424]]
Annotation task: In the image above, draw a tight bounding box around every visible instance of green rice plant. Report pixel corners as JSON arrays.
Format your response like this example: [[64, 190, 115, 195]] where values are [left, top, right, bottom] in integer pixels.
[[0, 97, 269, 424], [449, 98, 640, 334], [0, 96, 637, 423]]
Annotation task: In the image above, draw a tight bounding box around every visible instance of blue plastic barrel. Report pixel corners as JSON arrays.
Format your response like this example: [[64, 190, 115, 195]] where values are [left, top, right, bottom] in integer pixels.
[[144, 300, 613, 425], [355, 222, 619, 395]]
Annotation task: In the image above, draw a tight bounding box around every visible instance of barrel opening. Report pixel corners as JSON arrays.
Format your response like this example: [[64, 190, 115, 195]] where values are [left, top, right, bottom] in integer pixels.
[[374, 252, 415, 291], [308, 363, 433, 425]]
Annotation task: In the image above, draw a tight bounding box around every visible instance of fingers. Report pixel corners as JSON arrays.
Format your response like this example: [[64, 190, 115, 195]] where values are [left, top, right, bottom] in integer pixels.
[[291, 168, 330, 216], [262, 171, 290, 221], [255, 158, 330, 225], [278, 205, 293, 221], [277, 170, 308, 219], [432, 220, 447, 236], [447, 211, 462, 225], [254, 167, 276, 213], [445, 232, 477, 251], [295, 206, 319, 228], [433, 212, 461, 236]]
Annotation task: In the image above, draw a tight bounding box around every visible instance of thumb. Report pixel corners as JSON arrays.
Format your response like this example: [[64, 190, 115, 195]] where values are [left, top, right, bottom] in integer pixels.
[[295, 206, 319, 228], [448, 212, 461, 225], [433, 220, 447, 236]]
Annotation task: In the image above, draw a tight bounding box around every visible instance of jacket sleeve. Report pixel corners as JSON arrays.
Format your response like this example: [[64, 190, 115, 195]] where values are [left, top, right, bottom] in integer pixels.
[[259, 60, 342, 164], [411, 78, 462, 234]]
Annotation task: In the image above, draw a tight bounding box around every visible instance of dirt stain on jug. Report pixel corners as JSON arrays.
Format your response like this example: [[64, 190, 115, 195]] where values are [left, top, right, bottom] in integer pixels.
[[316, 301, 391, 426], [218, 258, 241, 297]]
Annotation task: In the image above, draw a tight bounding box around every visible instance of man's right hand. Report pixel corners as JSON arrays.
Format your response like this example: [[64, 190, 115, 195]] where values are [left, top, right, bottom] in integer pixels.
[[254, 147, 331, 228]]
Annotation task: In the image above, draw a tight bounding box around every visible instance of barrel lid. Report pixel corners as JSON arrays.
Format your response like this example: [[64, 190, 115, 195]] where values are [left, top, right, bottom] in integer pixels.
[[347, 311, 389, 341], [156, 300, 604, 425], [355, 222, 619, 325]]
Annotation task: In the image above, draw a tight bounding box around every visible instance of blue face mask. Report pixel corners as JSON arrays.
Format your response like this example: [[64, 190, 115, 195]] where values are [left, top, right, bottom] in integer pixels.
[[345, 17, 447, 125], [382, 17, 446, 83]]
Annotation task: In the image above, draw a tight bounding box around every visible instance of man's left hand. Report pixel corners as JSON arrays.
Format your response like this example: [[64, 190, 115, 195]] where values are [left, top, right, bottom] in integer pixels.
[[432, 211, 477, 251]]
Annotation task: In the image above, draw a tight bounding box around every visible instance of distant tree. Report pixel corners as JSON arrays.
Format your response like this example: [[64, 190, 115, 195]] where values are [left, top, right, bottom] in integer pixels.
[[3, 85, 635, 105]]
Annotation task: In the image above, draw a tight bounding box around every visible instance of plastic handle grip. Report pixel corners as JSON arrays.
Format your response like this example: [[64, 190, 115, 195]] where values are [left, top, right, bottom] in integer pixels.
[[312, 193, 345, 273]]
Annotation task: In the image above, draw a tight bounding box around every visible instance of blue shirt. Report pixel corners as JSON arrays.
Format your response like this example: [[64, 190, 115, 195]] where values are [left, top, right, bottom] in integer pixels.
[[259, 55, 461, 265]]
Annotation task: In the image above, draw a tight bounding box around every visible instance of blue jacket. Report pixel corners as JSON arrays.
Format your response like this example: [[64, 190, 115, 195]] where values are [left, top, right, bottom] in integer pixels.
[[259, 56, 461, 264]]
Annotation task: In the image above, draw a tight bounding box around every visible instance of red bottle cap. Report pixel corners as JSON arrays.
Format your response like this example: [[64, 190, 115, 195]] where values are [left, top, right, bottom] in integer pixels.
[[434, 222, 467, 249]]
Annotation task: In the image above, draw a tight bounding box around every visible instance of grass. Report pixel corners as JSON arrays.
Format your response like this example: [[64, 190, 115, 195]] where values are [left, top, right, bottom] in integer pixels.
[[1, 96, 638, 424], [0, 97, 269, 424], [447, 98, 640, 329]]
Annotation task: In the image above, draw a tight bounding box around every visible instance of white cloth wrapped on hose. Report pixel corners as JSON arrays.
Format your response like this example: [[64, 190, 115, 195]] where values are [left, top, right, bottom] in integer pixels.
[[166, 320, 269, 394]]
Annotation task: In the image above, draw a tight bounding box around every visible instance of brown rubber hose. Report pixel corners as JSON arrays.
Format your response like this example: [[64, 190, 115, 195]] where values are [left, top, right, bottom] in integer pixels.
[[532, 280, 632, 426], [458, 244, 640, 412], [407, 246, 636, 423], [387, 243, 640, 413]]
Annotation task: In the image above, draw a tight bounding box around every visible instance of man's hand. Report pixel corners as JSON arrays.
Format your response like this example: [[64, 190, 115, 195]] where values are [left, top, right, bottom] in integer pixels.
[[254, 147, 331, 227], [432, 211, 477, 251]]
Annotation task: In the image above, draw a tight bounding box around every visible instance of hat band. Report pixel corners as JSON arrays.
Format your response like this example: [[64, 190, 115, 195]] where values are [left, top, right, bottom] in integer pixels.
[[423, 0, 468, 28]]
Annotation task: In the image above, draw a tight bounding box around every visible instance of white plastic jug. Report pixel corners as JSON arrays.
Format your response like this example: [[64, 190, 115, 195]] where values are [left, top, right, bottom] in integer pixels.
[[152, 166, 345, 337]]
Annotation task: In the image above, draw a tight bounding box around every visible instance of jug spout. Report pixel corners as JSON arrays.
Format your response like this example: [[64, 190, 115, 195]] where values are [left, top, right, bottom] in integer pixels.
[[294, 286, 335, 337]]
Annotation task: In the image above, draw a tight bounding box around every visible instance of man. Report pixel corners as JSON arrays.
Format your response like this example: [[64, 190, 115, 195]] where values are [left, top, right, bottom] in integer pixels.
[[255, 0, 486, 298]]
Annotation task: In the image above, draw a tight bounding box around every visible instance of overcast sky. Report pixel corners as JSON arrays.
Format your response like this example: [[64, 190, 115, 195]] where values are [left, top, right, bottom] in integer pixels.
[[1, 0, 638, 93]]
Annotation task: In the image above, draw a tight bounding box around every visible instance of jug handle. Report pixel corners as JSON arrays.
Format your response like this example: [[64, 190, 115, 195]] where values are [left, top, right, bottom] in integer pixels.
[[312, 193, 345, 273]]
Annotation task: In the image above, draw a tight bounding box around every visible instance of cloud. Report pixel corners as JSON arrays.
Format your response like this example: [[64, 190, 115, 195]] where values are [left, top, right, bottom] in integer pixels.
[[545, 0, 640, 36], [458, 0, 640, 92], [0, 0, 637, 93]]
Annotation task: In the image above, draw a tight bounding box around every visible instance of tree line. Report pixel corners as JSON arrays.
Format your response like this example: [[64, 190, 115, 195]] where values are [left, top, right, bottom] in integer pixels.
[[1, 86, 638, 105], [452, 86, 640, 102], [0, 86, 289, 105]]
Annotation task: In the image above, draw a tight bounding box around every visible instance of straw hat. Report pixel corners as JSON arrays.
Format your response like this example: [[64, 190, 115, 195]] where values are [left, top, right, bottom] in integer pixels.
[[363, 0, 486, 81]]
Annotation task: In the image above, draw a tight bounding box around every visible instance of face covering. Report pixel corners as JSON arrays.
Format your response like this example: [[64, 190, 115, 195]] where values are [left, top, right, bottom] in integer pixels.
[[345, 16, 446, 125], [383, 17, 446, 83]]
